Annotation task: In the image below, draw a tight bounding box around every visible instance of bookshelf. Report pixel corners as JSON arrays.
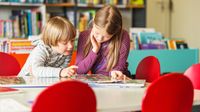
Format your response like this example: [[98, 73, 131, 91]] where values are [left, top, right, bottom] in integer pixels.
[[0, 0, 146, 38], [0, 2, 46, 53], [45, 0, 146, 31], [0, 3, 46, 39], [45, 2, 75, 7]]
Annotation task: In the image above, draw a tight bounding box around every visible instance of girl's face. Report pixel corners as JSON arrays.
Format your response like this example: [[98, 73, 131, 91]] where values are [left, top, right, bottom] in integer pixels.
[[52, 39, 75, 55], [91, 24, 113, 43]]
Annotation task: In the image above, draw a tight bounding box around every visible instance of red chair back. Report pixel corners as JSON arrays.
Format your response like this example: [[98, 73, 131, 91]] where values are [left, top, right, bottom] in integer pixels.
[[0, 52, 21, 76], [142, 73, 194, 112], [32, 80, 96, 112], [136, 56, 160, 82], [184, 63, 200, 90]]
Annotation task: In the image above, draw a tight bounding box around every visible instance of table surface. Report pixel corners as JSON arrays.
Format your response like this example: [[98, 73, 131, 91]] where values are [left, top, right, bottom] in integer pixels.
[[0, 86, 200, 112]]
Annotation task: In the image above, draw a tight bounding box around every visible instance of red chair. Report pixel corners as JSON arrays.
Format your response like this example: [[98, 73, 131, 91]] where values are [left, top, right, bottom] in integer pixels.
[[135, 56, 160, 82], [0, 52, 21, 76], [184, 63, 200, 90], [32, 80, 97, 112], [142, 73, 194, 112]]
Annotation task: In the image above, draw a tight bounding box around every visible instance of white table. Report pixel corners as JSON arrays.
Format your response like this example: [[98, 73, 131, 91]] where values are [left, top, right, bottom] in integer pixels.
[[0, 87, 200, 112]]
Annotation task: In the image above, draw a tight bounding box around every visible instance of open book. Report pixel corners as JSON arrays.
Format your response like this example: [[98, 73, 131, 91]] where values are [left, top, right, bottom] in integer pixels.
[[0, 75, 110, 88], [72, 74, 111, 82], [89, 79, 146, 88], [0, 75, 146, 88], [0, 76, 60, 88]]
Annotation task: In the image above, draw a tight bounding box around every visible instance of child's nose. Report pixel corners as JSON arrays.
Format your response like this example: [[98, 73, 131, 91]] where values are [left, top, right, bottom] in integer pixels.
[[97, 35, 103, 40]]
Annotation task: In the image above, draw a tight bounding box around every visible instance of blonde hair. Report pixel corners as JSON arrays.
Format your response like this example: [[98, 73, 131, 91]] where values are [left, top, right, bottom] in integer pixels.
[[84, 5, 123, 71], [41, 16, 76, 46]]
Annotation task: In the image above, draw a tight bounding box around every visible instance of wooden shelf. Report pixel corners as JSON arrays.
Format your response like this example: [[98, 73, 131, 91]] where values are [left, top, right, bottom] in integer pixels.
[[76, 4, 145, 9], [126, 4, 145, 8], [0, 2, 43, 7], [45, 3, 75, 7], [0, 2, 144, 8]]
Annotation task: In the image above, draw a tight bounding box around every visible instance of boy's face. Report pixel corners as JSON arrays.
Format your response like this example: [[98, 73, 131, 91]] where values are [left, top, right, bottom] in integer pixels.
[[52, 39, 75, 55]]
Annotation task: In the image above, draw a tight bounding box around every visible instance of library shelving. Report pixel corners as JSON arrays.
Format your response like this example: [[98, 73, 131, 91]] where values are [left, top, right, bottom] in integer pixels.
[[0, 2, 46, 39], [0, 1, 46, 53], [45, 0, 146, 31], [0, 0, 146, 39]]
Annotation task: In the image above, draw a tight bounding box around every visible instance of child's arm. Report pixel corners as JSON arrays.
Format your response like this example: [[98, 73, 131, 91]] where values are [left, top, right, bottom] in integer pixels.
[[30, 46, 63, 77], [75, 31, 99, 74]]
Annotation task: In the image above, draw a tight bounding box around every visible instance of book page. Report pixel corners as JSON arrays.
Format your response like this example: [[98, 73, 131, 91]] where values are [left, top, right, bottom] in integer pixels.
[[0, 76, 25, 85], [72, 74, 111, 82], [0, 76, 60, 88], [89, 79, 146, 88]]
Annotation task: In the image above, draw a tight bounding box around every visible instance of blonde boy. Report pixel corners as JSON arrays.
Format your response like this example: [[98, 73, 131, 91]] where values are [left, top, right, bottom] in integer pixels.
[[19, 16, 77, 77]]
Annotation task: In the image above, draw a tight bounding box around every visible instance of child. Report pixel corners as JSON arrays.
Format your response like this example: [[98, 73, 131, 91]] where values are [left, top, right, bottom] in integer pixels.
[[19, 16, 77, 77], [75, 5, 130, 80]]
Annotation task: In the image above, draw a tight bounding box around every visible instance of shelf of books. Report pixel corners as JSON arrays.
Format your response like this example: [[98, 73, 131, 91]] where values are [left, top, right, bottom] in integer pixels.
[[75, 0, 145, 31], [45, 3, 75, 7], [129, 27, 189, 50], [128, 27, 199, 75], [0, 0, 46, 54], [45, 0, 145, 31], [77, 0, 144, 8]]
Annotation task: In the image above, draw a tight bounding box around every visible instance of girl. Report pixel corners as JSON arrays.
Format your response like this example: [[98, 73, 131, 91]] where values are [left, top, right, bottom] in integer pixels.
[[19, 16, 77, 77], [76, 5, 130, 80]]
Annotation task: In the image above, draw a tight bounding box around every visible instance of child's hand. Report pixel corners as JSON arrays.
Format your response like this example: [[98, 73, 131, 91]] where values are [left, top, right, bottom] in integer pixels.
[[60, 65, 78, 78], [110, 70, 125, 81], [90, 32, 101, 53]]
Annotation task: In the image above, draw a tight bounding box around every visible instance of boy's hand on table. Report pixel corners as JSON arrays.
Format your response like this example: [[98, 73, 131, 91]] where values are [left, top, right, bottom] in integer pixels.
[[60, 65, 78, 78], [110, 70, 126, 81]]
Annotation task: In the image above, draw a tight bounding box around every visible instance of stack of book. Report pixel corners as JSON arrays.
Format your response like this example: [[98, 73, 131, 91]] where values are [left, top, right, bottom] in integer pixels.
[[0, 10, 42, 39], [129, 27, 188, 50], [8, 39, 34, 53], [166, 39, 188, 50], [130, 28, 166, 50]]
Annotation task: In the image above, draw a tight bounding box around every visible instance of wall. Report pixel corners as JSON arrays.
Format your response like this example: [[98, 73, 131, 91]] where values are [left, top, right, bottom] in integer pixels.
[[146, 0, 170, 37], [147, 0, 200, 62], [171, 0, 200, 55]]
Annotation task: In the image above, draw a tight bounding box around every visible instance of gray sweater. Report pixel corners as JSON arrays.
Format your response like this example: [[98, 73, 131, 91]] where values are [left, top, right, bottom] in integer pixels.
[[19, 40, 71, 77]]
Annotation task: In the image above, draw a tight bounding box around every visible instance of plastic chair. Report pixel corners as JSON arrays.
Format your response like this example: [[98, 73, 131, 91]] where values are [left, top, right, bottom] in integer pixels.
[[184, 63, 200, 90], [135, 56, 160, 82], [142, 73, 194, 112], [32, 80, 97, 112], [0, 52, 21, 76]]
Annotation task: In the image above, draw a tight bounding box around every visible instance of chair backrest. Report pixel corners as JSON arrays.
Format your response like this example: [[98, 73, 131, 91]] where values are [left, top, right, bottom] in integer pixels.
[[0, 52, 21, 76], [142, 73, 194, 112], [32, 80, 97, 112], [184, 63, 200, 90], [135, 56, 160, 82]]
